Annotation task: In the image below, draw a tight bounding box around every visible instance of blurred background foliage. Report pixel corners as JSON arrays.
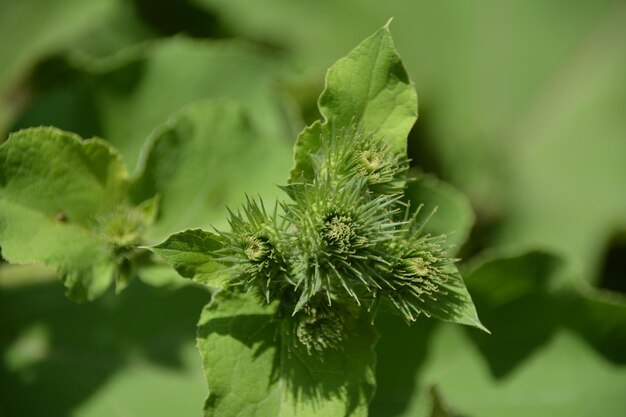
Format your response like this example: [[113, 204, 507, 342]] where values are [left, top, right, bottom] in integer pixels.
[[1, 0, 625, 416]]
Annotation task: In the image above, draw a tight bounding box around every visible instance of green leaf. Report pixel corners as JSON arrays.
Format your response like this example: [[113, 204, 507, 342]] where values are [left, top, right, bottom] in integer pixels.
[[131, 100, 292, 242], [375, 251, 626, 417], [462, 250, 564, 377], [0, 273, 209, 417], [463, 249, 626, 377], [0, 127, 157, 300], [152, 229, 228, 288], [404, 175, 475, 255], [400, 324, 626, 417], [90, 38, 298, 167], [424, 263, 487, 332], [0, 127, 130, 300], [197, 292, 377, 417], [290, 22, 417, 182], [561, 285, 626, 366], [0, 0, 118, 133]]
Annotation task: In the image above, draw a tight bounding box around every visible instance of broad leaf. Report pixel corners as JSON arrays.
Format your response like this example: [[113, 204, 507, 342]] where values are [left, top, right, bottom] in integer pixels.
[[0, 127, 139, 300], [401, 326, 626, 417], [464, 249, 626, 376], [0, 273, 209, 417], [132, 100, 292, 241], [197, 292, 377, 417], [91, 38, 298, 167], [561, 285, 626, 366], [396, 251, 626, 417], [152, 229, 227, 287], [290, 22, 417, 182], [371, 250, 626, 417], [462, 250, 564, 377]]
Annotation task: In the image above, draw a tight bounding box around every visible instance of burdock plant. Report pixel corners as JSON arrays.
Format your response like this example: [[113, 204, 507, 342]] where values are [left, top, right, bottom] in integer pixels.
[[153, 21, 486, 417], [0, 19, 485, 417]]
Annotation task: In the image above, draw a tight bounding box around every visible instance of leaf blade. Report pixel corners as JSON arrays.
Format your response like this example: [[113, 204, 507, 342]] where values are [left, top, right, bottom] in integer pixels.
[[290, 24, 417, 182], [0, 127, 130, 300], [197, 292, 377, 417], [151, 229, 228, 287]]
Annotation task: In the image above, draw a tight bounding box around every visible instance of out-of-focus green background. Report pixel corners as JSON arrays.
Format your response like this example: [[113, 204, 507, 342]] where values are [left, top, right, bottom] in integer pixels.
[[1, 1, 625, 416]]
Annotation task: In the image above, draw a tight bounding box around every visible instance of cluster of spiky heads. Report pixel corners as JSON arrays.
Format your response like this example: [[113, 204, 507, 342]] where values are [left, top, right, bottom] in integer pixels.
[[214, 125, 457, 353]]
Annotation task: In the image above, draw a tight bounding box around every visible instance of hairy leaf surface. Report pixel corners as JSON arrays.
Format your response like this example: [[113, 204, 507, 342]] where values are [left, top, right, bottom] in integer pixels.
[[197, 292, 377, 417], [0, 127, 130, 300]]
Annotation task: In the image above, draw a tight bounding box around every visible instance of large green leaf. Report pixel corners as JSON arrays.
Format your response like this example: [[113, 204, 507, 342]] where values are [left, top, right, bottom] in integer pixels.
[[290, 23, 417, 181], [462, 250, 564, 377], [9, 37, 298, 173], [403, 325, 626, 417], [0, 274, 209, 417], [464, 250, 626, 376], [197, 292, 377, 417], [0, 127, 135, 300], [132, 100, 292, 241], [91, 38, 298, 167]]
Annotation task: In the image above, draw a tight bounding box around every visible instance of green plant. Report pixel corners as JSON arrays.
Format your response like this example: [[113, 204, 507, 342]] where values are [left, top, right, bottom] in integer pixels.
[[0, 23, 484, 416]]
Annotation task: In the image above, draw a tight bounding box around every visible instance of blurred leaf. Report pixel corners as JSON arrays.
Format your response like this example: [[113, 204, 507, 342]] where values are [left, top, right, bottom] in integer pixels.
[[197, 292, 377, 417], [2, 100, 292, 300], [132, 100, 292, 241], [401, 325, 626, 417], [90, 37, 298, 168], [0, 127, 134, 300], [494, 3, 626, 281], [0, 0, 118, 133], [562, 286, 626, 365], [404, 175, 475, 255], [463, 250, 563, 377], [6, 2, 155, 139], [290, 23, 416, 182], [0, 277, 210, 417], [464, 250, 626, 376], [428, 386, 463, 417], [371, 250, 626, 416]]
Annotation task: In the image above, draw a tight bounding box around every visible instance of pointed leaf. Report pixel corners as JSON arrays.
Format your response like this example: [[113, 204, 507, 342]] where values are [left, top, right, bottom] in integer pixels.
[[151, 229, 228, 287], [290, 23, 417, 181], [429, 264, 488, 332]]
